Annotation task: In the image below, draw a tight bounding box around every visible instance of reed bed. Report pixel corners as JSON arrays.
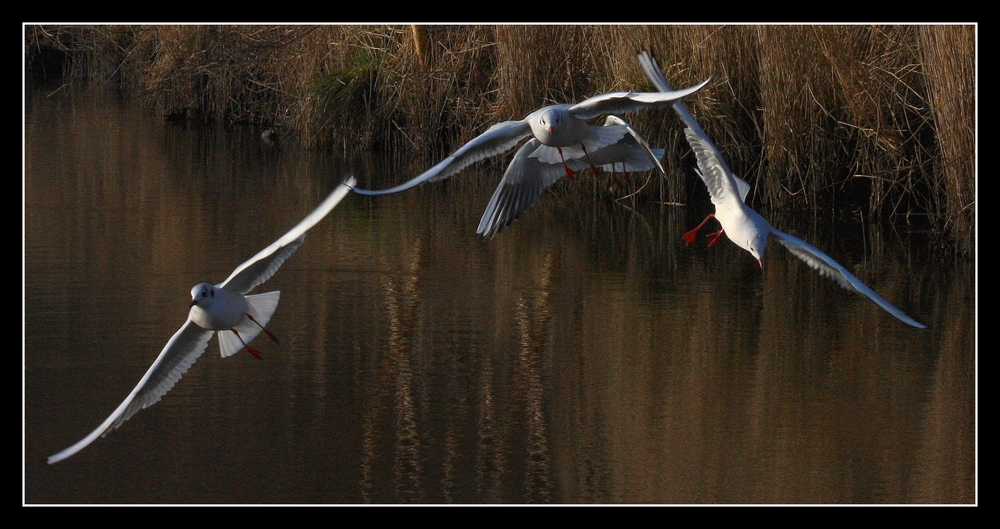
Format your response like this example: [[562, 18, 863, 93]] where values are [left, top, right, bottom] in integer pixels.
[[24, 24, 975, 254]]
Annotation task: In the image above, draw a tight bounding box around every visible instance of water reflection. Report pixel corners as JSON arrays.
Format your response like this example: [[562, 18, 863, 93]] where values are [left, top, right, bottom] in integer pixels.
[[24, 89, 975, 504]]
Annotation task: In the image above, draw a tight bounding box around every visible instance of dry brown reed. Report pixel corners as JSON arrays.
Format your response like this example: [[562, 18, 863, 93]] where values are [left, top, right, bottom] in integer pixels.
[[24, 24, 975, 254], [918, 25, 976, 254]]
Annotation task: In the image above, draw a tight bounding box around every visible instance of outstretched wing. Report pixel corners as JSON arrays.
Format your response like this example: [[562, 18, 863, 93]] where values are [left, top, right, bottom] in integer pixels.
[[353, 120, 533, 195], [769, 229, 926, 329], [478, 115, 666, 239], [637, 51, 749, 202], [476, 139, 565, 239], [47, 319, 215, 464], [684, 127, 747, 209], [567, 76, 712, 120], [598, 115, 665, 174], [219, 176, 356, 294]]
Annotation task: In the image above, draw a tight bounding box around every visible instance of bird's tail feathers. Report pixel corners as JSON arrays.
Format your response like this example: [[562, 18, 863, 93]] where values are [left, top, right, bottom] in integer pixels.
[[219, 291, 281, 358]]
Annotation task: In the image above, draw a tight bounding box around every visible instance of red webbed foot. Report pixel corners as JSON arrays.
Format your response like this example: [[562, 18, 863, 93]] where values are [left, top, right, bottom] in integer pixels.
[[232, 328, 265, 360], [682, 214, 717, 246], [246, 346, 263, 360]]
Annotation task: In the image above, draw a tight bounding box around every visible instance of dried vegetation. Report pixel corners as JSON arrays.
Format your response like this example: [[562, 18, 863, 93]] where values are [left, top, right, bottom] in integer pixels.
[[24, 24, 975, 254]]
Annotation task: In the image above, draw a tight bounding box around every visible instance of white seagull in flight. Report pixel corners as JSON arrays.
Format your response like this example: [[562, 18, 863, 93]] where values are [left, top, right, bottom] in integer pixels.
[[352, 76, 712, 196], [476, 114, 665, 239], [637, 51, 925, 329], [47, 177, 357, 464]]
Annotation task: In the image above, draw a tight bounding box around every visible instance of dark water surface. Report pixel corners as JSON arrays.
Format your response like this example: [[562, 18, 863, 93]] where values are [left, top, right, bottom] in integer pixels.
[[24, 88, 975, 504]]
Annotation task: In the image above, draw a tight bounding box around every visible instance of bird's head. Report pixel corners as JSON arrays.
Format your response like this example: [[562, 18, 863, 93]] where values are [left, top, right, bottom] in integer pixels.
[[730, 208, 770, 268], [745, 232, 767, 268], [531, 107, 564, 141], [732, 222, 768, 268], [190, 283, 215, 308]]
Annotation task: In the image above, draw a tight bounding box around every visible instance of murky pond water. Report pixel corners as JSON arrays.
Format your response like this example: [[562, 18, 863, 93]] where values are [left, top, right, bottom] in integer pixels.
[[24, 88, 975, 504]]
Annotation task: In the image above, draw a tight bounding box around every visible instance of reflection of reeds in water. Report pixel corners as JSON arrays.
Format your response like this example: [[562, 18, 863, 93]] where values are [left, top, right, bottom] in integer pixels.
[[481, 233, 564, 502], [360, 235, 427, 503], [27, 91, 972, 503], [474, 351, 504, 502], [912, 265, 975, 503], [515, 251, 557, 503], [387, 272, 424, 503], [741, 234, 960, 503]]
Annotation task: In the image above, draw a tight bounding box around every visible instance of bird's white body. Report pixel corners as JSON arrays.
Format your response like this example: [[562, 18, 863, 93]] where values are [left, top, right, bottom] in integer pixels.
[[47, 177, 357, 464], [352, 76, 712, 196], [189, 283, 251, 330], [682, 126, 769, 262], [525, 105, 629, 165], [638, 51, 925, 329], [188, 283, 282, 358]]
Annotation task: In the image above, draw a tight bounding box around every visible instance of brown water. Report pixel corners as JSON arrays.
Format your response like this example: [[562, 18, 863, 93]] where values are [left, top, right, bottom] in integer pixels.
[[23, 88, 975, 504]]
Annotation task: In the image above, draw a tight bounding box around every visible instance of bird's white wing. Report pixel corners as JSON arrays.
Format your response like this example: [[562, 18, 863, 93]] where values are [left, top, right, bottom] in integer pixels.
[[567, 76, 713, 120], [47, 319, 215, 464], [769, 229, 926, 329], [598, 115, 665, 174], [637, 51, 750, 201], [477, 138, 566, 239], [478, 116, 666, 239], [639, 52, 924, 329], [353, 120, 534, 195], [219, 176, 355, 294], [684, 127, 746, 209]]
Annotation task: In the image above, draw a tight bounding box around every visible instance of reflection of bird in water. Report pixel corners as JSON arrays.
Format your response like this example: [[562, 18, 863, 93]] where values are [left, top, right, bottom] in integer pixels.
[[638, 51, 926, 329]]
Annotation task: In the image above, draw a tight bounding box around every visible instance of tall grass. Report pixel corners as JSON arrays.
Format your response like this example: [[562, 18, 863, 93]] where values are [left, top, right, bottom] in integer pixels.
[[24, 24, 975, 254], [918, 25, 976, 254]]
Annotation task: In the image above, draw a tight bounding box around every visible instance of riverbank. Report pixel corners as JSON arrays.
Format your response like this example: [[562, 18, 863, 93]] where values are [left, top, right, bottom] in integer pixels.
[[24, 24, 976, 254]]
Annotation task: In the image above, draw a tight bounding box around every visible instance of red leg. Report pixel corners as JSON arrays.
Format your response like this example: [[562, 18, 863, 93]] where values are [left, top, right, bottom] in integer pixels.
[[682, 213, 716, 245], [557, 148, 576, 180], [580, 143, 600, 175], [230, 329, 263, 360], [706, 230, 725, 247], [246, 313, 279, 343]]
